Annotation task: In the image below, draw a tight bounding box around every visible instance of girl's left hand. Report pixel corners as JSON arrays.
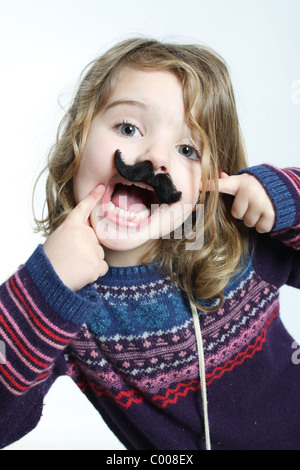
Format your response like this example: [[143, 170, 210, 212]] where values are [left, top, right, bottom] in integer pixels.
[[202, 173, 276, 233]]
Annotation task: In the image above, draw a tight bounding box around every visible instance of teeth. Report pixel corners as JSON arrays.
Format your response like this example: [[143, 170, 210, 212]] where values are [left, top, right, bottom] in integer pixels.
[[135, 182, 152, 191], [122, 181, 153, 192], [108, 201, 150, 222]]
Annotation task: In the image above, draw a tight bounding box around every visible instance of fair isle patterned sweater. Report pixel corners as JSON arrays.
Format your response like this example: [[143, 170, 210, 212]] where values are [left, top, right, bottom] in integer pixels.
[[0, 164, 299, 450]]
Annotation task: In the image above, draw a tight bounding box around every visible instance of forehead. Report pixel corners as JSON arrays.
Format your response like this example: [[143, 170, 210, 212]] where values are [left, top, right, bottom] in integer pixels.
[[106, 67, 186, 117]]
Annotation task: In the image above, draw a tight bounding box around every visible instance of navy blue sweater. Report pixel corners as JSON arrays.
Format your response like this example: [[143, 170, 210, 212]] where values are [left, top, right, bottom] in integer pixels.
[[0, 165, 299, 450]]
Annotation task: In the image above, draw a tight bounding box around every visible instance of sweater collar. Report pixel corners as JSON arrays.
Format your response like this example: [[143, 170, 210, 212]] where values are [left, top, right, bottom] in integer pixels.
[[94, 261, 166, 287]]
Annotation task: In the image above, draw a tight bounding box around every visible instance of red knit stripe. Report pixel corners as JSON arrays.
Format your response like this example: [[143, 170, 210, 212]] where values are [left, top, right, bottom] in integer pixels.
[[10, 276, 69, 344], [285, 169, 300, 189], [0, 312, 48, 368], [0, 363, 51, 392]]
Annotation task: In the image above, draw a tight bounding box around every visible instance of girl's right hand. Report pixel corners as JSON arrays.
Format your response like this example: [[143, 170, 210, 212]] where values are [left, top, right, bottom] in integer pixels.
[[43, 184, 108, 292]]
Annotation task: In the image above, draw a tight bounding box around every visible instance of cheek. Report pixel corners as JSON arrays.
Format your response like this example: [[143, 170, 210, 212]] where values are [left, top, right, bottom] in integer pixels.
[[73, 149, 114, 203], [165, 168, 201, 234], [178, 172, 201, 206], [156, 201, 194, 240], [73, 168, 91, 204]]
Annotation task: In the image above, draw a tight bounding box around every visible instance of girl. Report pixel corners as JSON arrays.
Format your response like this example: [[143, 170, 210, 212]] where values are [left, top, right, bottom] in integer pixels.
[[0, 38, 299, 450]]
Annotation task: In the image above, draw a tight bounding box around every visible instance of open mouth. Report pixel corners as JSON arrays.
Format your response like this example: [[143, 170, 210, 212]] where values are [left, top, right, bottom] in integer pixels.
[[103, 181, 161, 227]]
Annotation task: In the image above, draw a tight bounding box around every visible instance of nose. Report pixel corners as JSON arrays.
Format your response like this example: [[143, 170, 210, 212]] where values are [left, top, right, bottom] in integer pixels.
[[136, 142, 170, 175], [114, 149, 182, 204]]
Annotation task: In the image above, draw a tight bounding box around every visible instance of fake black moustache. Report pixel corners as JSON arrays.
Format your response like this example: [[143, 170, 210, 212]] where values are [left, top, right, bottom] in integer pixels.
[[114, 150, 182, 205]]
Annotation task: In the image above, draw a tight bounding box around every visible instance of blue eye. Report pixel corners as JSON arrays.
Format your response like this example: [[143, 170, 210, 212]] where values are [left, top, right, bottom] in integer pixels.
[[176, 145, 200, 161], [116, 122, 142, 138]]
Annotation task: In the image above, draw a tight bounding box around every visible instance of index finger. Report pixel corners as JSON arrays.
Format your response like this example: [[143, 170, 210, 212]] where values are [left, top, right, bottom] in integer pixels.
[[217, 175, 240, 196], [68, 184, 106, 224], [200, 175, 240, 196]]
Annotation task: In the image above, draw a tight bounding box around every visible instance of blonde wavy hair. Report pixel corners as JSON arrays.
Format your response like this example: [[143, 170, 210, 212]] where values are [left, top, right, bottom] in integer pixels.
[[34, 37, 248, 311]]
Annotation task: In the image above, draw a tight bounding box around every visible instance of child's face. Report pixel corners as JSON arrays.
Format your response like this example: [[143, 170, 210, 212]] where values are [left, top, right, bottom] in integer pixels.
[[73, 67, 202, 264]]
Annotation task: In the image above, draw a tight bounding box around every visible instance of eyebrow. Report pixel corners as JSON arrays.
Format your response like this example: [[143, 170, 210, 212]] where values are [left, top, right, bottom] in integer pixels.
[[104, 99, 147, 112]]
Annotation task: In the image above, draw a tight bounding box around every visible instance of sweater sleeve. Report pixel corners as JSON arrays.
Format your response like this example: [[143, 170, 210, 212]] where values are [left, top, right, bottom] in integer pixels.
[[0, 244, 101, 448], [238, 165, 300, 288]]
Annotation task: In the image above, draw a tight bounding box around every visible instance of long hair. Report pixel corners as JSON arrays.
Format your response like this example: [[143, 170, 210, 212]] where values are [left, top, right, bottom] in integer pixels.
[[34, 37, 248, 311]]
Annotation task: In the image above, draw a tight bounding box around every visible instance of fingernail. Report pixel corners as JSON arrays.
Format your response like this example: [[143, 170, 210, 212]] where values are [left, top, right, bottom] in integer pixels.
[[94, 184, 105, 194], [90, 184, 105, 200]]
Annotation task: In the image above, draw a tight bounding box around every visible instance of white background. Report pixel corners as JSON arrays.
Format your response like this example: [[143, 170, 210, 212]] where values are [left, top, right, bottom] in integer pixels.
[[1, 0, 299, 450]]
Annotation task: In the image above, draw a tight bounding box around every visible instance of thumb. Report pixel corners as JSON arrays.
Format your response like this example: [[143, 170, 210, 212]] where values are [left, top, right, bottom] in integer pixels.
[[68, 184, 106, 225]]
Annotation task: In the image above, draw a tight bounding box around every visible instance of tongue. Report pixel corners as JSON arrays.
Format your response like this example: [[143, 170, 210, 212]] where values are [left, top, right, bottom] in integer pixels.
[[111, 184, 148, 213]]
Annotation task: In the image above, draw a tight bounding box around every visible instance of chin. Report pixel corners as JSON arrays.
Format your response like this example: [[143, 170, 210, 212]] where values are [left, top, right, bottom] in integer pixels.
[[100, 235, 150, 253]]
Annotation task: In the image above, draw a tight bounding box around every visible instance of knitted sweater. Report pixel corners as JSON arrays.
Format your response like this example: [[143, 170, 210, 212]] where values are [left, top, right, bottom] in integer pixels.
[[0, 164, 299, 450]]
